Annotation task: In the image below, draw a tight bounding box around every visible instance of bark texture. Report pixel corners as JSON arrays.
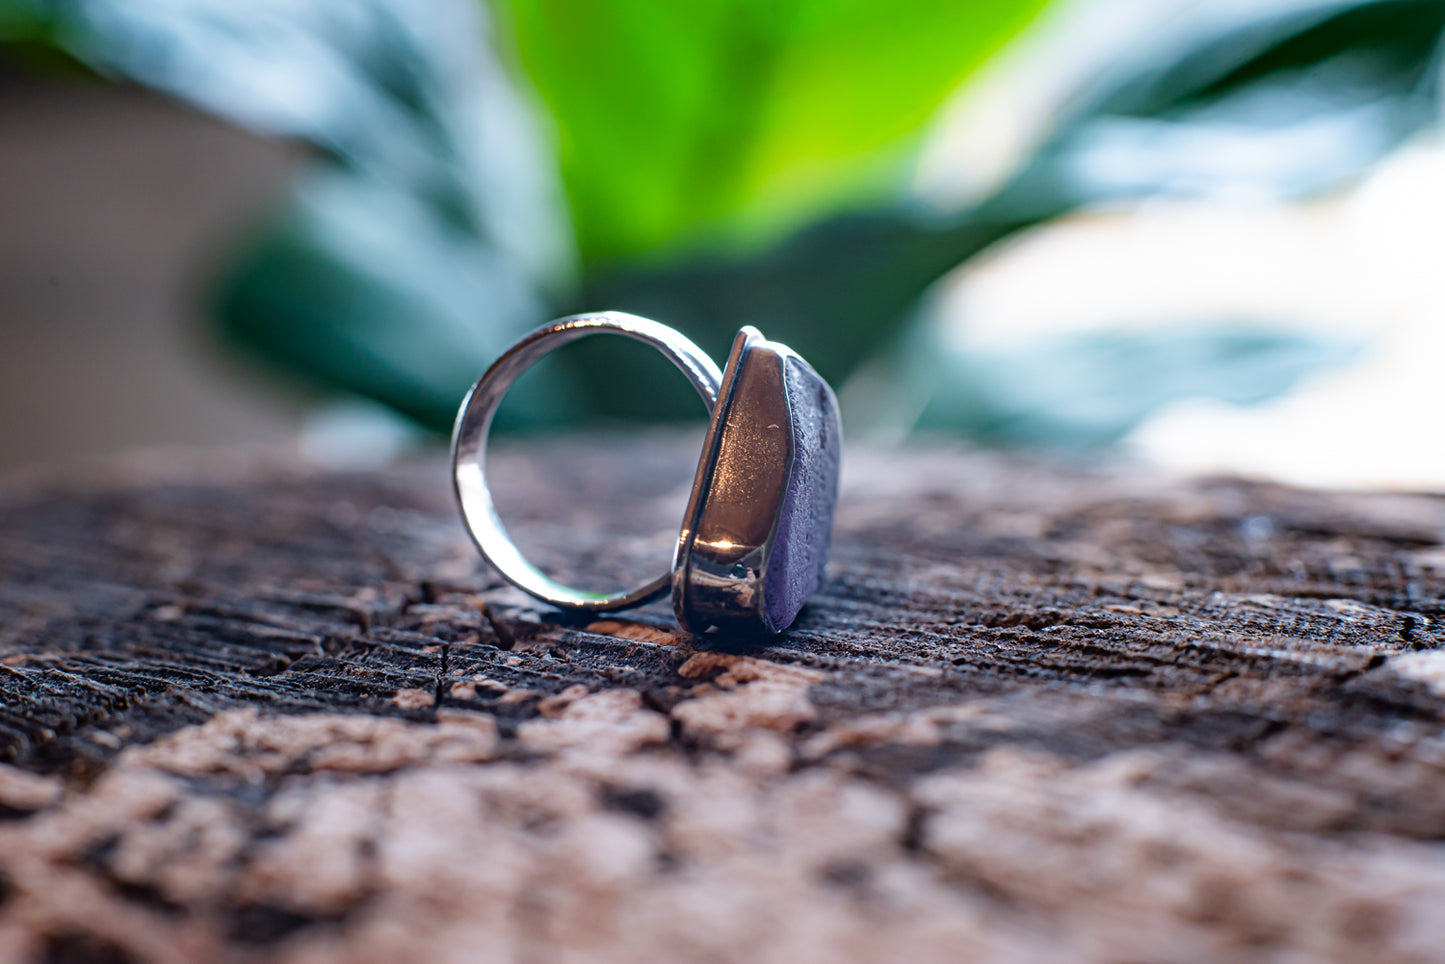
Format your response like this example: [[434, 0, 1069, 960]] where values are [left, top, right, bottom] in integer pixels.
[[3, 438, 1445, 963]]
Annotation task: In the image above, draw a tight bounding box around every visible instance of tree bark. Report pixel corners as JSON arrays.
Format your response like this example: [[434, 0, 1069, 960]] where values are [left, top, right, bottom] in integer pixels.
[[2, 436, 1445, 962]]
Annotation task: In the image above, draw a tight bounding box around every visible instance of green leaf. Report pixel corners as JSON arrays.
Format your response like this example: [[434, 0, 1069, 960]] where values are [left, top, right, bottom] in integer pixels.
[[580, 0, 1445, 425], [492, 0, 1051, 263], [0, 0, 47, 39]]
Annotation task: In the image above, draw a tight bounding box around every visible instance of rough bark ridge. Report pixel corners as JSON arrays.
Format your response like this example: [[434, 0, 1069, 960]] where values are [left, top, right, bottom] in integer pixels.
[[3, 438, 1445, 963]]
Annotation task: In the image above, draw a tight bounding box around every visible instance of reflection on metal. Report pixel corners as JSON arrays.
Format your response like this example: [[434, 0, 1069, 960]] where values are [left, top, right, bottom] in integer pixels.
[[674, 327, 841, 637], [451, 312, 722, 612], [451, 313, 840, 638]]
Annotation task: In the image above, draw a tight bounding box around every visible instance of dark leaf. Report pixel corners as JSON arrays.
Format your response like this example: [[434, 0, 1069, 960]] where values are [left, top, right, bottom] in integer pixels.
[[22, 0, 571, 428], [212, 171, 562, 431]]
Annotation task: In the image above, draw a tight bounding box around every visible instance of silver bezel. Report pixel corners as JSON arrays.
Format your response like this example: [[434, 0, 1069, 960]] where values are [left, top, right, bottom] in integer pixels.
[[672, 327, 798, 636]]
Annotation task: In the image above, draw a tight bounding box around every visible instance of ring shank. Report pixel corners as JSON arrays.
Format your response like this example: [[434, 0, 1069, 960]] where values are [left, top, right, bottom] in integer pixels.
[[451, 312, 723, 611]]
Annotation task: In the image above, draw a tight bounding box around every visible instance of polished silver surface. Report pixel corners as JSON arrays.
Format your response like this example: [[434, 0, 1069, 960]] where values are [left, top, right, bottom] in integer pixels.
[[451, 312, 722, 611], [673, 327, 841, 636], [452, 312, 839, 635]]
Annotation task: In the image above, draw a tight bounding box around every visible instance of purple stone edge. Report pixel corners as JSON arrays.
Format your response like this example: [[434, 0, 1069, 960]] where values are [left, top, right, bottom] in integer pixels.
[[762, 354, 841, 632]]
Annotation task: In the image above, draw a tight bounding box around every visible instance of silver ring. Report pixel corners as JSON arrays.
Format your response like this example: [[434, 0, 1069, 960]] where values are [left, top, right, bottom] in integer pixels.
[[451, 312, 723, 611], [452, 312, 841, 636]]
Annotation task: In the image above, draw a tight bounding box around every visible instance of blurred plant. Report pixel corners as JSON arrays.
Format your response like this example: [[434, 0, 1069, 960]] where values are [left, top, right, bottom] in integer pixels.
[[1, 0, 572, 428], [3, 0, 1444, 443], [496, 0, 1048, 262]]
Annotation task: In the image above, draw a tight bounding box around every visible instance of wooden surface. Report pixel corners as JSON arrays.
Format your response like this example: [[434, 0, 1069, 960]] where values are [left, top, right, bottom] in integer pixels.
[[4, 437, 1445, 962]]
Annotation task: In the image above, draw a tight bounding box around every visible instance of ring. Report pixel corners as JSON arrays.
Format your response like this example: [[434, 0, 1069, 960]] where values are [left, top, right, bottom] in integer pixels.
[[451, 311, 841, 637]]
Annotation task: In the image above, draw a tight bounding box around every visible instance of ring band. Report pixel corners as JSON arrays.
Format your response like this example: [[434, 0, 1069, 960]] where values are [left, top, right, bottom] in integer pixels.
[[451, 312, 723, 611]]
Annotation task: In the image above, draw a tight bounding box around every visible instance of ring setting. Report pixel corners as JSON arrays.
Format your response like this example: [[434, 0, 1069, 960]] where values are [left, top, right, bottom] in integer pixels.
[[451, 312, 841, 637]]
